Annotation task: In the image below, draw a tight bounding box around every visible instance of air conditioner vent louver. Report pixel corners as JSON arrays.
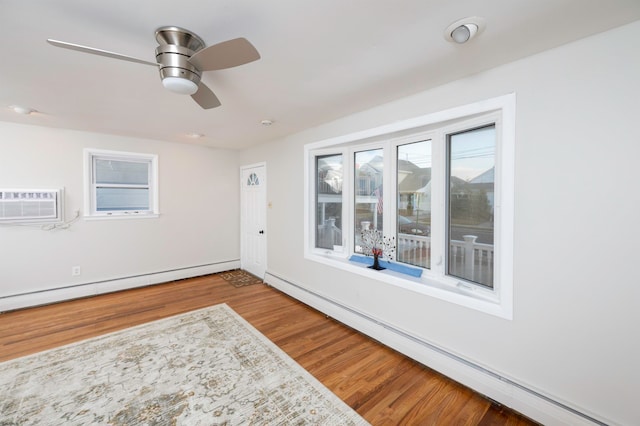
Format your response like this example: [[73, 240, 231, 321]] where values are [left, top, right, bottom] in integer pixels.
[[0, 189, 63, 223]]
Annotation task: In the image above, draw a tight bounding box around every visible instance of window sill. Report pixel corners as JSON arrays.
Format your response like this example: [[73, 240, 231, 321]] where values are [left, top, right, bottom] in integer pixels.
[[349, 254, 423, 277], [84, 213, 160, 221], [306, 251, 511, 320]]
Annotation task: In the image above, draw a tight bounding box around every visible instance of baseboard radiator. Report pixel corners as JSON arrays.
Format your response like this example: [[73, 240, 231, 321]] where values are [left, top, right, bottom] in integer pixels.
[[0, 260, 240, 312], [264, 270, 608, 426]]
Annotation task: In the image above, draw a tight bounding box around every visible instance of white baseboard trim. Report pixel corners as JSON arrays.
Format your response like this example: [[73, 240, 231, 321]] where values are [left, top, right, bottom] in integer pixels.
[[264, 271, 608, 426], [0, 260, 240, 312]]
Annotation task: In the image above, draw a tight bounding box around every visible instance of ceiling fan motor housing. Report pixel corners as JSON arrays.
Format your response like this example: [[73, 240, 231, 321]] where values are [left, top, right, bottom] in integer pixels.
[[155, 27, 205, 93], [156, 45, 201, 83]]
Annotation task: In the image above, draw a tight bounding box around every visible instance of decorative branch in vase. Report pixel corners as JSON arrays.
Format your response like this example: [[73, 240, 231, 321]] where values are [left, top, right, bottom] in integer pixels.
[[360, 228, 395, 270]]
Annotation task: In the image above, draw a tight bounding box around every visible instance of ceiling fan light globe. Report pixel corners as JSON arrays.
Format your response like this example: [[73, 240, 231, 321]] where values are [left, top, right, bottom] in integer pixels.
[[162, 77, 198, 95]]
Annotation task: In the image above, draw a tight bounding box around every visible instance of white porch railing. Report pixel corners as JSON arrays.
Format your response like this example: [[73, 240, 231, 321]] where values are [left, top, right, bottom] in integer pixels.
[[397, 233, 494, 287], [317, 219, 342, 249], [316, 227, 494, 287], [396, 234, 432, 269]]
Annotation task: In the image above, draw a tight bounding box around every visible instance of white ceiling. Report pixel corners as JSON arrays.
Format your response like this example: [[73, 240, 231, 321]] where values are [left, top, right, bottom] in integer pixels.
[[1, 1, 639, 150]]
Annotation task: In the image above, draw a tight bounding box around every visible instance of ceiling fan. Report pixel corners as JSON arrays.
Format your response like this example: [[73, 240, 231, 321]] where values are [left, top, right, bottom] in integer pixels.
[[47, 26, 260, 109]]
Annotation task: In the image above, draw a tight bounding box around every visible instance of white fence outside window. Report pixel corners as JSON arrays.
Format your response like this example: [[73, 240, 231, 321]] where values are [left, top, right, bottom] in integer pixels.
[[396, 233, 494, 287]]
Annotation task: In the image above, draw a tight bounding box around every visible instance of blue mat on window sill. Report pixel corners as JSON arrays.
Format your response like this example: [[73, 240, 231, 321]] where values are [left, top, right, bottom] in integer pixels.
[[349, 255, 423, 277]]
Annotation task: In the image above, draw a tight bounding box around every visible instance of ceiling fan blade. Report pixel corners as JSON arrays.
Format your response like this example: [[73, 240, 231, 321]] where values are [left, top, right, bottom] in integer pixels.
[[191, 82, 221, 109], [188, 38, 260, 71], [47, 39, 158, 67]]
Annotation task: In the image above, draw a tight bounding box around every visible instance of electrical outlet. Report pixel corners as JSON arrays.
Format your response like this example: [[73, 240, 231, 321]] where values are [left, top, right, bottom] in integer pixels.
[[71, 266, 81, 276]]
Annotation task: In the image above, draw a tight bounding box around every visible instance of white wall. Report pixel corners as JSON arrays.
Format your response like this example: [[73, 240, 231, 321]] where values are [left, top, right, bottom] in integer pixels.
[[0, 124, 240, 305], [241, 21, 640, 425]]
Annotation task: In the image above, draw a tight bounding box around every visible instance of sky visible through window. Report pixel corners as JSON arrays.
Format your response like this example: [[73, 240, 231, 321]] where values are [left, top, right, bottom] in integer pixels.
[[449, 126, 495, 181]]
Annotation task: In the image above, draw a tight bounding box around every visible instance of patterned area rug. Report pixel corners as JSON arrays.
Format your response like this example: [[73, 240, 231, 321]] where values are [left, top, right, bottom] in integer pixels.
[[220, 269, 263, 287], [0, 304, 368, 425]]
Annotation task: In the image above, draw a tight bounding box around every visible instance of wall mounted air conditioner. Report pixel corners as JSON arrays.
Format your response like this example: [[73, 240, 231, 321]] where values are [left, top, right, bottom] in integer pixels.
[[0, 188, 64, 224]]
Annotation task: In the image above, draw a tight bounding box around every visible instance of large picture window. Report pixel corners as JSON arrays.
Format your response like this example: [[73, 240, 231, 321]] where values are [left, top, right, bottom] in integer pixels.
[[305, 94, 515, 319], [84, 149, 159, 218]]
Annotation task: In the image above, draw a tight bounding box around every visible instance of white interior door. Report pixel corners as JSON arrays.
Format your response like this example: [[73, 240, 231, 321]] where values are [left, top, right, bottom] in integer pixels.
[[240, 164, 267, 278]]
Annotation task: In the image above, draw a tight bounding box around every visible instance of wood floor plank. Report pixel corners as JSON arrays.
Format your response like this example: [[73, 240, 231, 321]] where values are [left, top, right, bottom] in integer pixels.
[[0, 273, 538, 425], [356, 364, 438, 425]]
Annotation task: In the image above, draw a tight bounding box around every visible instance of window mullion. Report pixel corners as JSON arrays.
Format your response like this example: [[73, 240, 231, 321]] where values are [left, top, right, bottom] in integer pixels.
[[430, 130, 447, 276], [342, 148, 351, 251], [347, 149, 356, 254], [382, 142, 394, 241]]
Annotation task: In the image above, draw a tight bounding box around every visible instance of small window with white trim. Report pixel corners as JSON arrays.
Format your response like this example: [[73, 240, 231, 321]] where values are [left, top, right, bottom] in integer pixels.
[[84, 149, 159, 218]]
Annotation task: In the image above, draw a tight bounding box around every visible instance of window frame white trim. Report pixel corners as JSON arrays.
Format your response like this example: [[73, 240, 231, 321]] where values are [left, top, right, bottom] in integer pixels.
[[83, 148, 159, 219], [350, 142, 387, 253], [435, 115, 502, 294], [311, 147, 349, 255], [304, 94, 515, 319]]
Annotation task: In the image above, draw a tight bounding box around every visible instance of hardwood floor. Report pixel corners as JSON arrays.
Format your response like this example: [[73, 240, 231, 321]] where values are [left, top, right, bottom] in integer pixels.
[[0, 273, 537, 425]]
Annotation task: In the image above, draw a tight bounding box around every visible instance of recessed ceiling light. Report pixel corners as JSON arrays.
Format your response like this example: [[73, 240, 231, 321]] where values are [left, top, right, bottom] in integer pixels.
[[444, 17, 486, 44], [261, 119, 273, 126], [186, 133, 204, 138], [9, 105, 35, 115]]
